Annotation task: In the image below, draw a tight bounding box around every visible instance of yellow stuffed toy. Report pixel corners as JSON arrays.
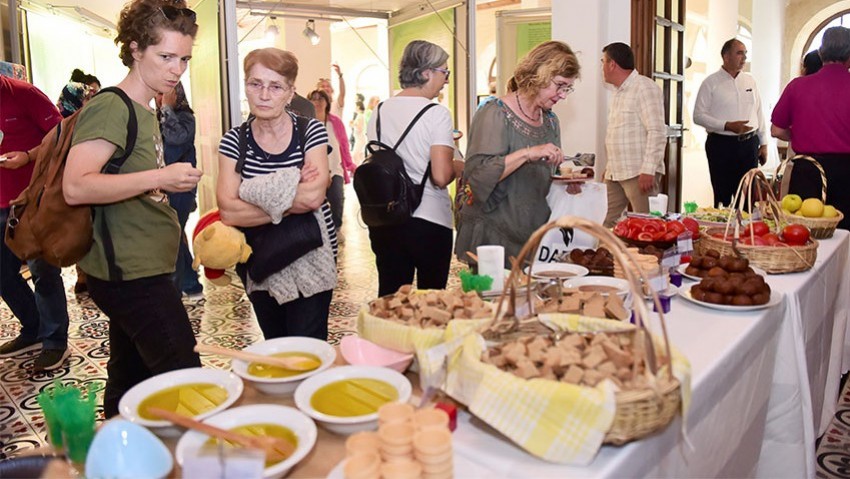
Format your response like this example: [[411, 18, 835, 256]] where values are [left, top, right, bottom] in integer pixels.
[[191, 209, 252, 286]]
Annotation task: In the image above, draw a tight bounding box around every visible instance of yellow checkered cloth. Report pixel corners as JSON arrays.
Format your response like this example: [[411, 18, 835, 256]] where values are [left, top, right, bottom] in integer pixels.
[[443, 313, 691, 465]]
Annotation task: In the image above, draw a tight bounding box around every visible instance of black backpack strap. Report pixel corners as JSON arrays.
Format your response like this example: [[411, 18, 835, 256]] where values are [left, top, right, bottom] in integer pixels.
[[236, 114, 311, 175], [93, 86, 137, 282], [393, 103, 438, 150], [98, 87, 138, 174]]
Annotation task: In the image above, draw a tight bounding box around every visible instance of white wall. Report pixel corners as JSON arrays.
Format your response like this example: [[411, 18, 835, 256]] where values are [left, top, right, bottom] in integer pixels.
[[750, 0, 786, 169], [551, 0, 630, 173]]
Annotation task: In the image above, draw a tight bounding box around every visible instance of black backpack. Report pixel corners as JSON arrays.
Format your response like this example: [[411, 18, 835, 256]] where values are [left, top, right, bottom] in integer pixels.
[[353, 102, 437, 227]]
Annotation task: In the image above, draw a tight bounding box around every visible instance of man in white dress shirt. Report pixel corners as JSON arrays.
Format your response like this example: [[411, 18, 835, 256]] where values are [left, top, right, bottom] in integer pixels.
[[601, 42, 667, 227], [694, 38, 767, 207]]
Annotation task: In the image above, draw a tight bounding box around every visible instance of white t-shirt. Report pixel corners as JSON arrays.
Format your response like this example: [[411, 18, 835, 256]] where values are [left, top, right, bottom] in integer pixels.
[[325, 120, 343, 177], [366, 96, 454, 229]]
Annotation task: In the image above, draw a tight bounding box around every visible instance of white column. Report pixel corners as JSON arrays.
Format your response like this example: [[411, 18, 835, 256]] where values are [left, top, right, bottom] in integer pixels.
[[551, 0, 630, 174], [706, 1, 738, 73], [750, 0, 787, 167]]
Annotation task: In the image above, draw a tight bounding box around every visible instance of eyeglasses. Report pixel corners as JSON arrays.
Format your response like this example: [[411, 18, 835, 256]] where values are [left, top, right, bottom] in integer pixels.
[[158, 5, 197, 22], [552, 80, 575, 96], [431, 67, 451, 80], [245, 80, 292, 96]]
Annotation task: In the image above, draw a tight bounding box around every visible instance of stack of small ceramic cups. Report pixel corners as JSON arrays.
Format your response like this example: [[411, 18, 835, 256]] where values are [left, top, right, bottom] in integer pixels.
[[343, 402, 453, 479]]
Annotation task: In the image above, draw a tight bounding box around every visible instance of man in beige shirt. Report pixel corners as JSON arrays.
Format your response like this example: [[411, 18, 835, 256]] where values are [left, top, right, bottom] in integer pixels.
[[601, 42, 667, 227]]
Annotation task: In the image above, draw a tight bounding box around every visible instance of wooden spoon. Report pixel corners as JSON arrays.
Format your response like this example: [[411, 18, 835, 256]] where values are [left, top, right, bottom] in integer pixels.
[[147, 407, 294, 462], [194, 344, 319, 372]]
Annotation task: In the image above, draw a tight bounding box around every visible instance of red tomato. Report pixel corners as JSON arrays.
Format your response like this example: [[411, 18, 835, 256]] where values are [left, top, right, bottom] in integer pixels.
[[637, 232, 654, 242], [740, 235, 767, 246], [628, 226, 642, 239], [746, 221, 770, 237], [666, 220, 686, 235], [762, 233, 781, 245], [642, 223, 663, 234], [613, 222, 629, 237], [663, 231, 679, 242], [627, 218, 648, 229], [681, 217, 700, 236], [782, 224, 811, 246]]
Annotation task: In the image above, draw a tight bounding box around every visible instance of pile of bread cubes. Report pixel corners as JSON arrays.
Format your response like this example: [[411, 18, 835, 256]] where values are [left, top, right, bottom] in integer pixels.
[[482, 331, 653, 389], [368, 285, 493, 328], [535, 289, 630, 321]]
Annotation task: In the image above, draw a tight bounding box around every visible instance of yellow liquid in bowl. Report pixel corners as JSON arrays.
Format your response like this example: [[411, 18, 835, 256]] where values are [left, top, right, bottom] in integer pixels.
[[247, 352, 321, 378], [203, 423, 297, 467], [310, 378, 398, 417], [138, 383, 228, 420]]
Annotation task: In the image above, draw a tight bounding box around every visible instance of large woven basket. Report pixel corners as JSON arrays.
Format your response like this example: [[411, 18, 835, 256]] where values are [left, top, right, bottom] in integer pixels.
[[764, 155, 843, 239], [488, 216, 682, 445], [696, 168, 817, 273]]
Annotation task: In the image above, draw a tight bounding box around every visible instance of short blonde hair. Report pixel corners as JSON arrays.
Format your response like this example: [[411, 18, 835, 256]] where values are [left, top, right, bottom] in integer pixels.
[[507, 41, 581, 95], [244, 48, 298, 83]]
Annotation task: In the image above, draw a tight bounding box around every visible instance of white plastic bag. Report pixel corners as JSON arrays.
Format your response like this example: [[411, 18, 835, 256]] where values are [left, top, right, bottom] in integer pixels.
[[535, 182, 608, 264]]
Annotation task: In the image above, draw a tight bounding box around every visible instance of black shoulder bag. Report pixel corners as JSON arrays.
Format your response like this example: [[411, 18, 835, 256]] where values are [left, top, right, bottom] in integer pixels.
[[236, 116, 324, 283]]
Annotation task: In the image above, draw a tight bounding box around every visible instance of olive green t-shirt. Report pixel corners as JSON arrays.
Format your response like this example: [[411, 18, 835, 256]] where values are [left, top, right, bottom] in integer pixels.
[[71, 91, 179, 281]]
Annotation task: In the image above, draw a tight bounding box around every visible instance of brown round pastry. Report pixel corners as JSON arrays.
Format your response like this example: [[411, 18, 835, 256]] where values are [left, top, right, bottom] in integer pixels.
[[700, 278, 717, 291], [732, 295, 754, 306], [707, 266, 728, 278], [724, 294, 735, 305], [691, 286, 707, 301], [718, 256, 733, 270], [685, 266, 701, 277], [728, 258, 748, 272], [569, 249, 584, 263], [739, 281, 759, 296], [690, 256, 704, 268], [729, 272, 745, 280], [751, 292, 770, 305], [705, 292, 724, 304], [706, 249, 721, 259], [715, 281, 734, 295], [702, 257, 718, 270]]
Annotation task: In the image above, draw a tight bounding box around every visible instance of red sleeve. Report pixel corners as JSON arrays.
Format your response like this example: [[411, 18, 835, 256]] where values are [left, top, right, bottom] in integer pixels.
[[25, 84, 62, 134]]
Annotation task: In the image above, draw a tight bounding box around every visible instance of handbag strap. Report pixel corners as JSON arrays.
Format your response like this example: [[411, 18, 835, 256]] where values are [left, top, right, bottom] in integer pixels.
[[375, 102, 438, 190], [235, 114, 312, 174]]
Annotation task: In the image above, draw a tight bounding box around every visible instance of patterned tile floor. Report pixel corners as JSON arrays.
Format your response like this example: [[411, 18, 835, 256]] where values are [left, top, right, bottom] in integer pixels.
[[1, 185, 843, 476]]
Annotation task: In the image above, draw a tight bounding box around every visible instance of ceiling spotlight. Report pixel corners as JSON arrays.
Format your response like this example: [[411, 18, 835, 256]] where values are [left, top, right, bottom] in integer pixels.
[[303, 19, 320, 46], [265, 16, 279, 42]]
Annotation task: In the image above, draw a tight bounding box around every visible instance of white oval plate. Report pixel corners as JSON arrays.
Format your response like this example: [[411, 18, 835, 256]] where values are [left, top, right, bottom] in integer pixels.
[[175, 404, 317, 479], [677, 263, 768, 282], [523, 263, 589, 281], [230, 337, 336, 392], [293, 365, 412, 435], [118, 367, 244, 428], [679, 284, 782, 311]]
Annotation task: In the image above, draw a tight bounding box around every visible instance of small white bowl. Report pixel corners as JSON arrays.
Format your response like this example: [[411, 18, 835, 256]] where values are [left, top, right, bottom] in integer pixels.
[[175, 404, 317, 479], [86, 419, 172, 479], [118, 367, 244, 437], [563, 276, 630, 298], [524, 263, 590, 281], [230, 337, 337, 395], [339, 336, 414, 373], [293, 366, 412, 435]]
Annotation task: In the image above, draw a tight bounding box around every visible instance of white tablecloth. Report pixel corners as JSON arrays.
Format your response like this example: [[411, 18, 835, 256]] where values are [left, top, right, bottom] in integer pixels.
[[757, 230, 850, 478], [450, 288, 785, 477]]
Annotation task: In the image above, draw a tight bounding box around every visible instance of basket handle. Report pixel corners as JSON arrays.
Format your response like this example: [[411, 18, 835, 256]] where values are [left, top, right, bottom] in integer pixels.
[[488, 216, 675, 381], [774, 155, 828, 203]]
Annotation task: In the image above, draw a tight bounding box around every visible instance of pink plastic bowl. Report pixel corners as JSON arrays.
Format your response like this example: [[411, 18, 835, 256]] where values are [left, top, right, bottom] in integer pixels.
[[340, 336, 414, 373]]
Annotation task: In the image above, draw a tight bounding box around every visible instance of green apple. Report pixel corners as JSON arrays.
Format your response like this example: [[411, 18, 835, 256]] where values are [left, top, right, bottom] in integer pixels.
[[782, 194, 803, 213]]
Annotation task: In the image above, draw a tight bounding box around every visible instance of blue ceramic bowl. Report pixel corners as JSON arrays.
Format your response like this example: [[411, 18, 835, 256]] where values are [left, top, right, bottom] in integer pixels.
[[85, 419, 173, 479]]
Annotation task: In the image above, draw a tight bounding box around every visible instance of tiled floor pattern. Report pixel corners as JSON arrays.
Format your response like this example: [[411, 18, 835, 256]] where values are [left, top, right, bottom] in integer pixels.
[[2, 186, 842, 475]]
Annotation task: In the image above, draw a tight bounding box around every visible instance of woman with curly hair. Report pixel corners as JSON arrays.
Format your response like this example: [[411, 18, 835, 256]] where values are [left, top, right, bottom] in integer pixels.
[[63, 0, 202, 417], [455, 41, 580, 267]]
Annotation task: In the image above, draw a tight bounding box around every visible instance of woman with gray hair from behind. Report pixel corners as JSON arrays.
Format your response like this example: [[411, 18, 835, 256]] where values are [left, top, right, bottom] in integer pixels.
[[364, 40, 459, 296]]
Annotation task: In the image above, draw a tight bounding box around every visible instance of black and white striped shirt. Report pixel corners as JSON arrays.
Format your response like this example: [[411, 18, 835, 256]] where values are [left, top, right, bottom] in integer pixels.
[[219, 112, 338, 257]]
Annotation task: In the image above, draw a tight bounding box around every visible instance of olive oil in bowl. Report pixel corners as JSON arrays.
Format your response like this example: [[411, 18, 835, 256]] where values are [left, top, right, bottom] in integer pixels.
[[138, 383, 228, 420], [248, 352, 322, 378], [310, 378, 398, 417], [204, 423, 298, 467]]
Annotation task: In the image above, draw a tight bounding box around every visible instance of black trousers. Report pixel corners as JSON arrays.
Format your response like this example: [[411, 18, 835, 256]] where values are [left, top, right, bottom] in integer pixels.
[[705, 134, 759, 208], [236, 264, 332, 341], [87, 273, 201, 418], [787, 154, 850, 230], [368, 217, 453, 297]]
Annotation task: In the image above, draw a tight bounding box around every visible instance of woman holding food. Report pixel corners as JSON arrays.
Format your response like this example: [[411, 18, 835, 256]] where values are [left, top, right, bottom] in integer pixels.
[[455, 41, 580, 267]]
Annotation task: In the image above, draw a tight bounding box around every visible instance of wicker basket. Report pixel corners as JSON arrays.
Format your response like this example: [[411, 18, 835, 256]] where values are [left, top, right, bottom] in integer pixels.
[[697, 168, 817, 273], [488, 216, 681, 445], [765, 155, 843, 239]]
